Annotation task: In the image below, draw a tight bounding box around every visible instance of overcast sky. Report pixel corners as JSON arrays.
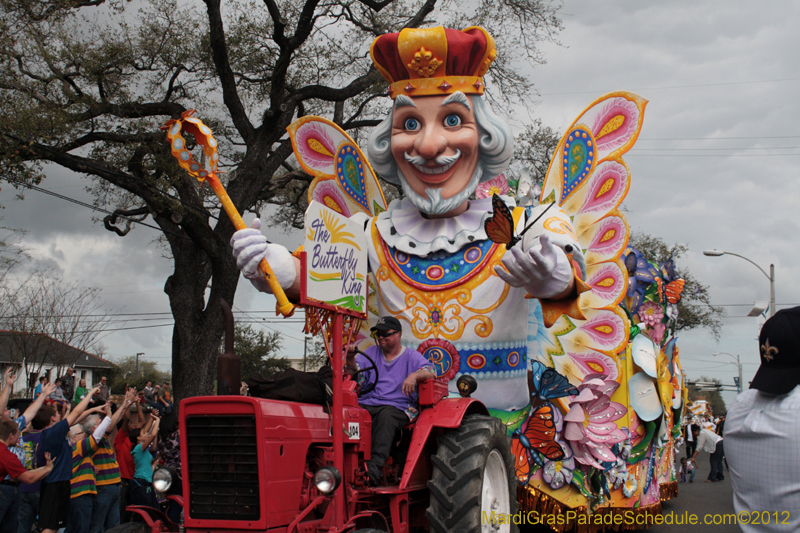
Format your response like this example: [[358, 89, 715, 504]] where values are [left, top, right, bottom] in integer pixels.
[[3, 0, 798, 406]]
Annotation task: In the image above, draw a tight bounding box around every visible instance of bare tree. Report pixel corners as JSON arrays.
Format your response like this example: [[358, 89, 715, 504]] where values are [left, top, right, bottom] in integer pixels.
[[0, 0, 565, 399], [0, 271, 110, 395]]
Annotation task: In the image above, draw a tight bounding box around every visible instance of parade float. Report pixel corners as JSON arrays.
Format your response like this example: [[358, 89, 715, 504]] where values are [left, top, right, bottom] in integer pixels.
[[170, 25, 689, 532]]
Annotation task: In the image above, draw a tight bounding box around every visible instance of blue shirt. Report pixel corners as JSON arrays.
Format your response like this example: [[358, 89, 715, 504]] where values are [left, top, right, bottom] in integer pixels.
[[356, 346, 433, 418], [18, 430, 45, 493], [40, 419, 72, 483], [132, 443, 153, 483]]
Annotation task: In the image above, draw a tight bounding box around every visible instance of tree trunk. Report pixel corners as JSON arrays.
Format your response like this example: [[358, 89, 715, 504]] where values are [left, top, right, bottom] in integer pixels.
[[162, 213, 240, 402]]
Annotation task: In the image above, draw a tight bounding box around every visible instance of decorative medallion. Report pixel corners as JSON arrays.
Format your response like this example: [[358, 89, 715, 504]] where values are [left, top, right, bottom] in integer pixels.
[[467, 353, 486, 370], [418, 339, 460, 381], [382, 238, 497, 291], [429, 305, 443, 326]]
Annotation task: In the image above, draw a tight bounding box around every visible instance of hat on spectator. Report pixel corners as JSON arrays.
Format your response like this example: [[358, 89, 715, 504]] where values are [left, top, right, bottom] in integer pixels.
[[750, 306, 800, 395], [370, 316, 402, 333]]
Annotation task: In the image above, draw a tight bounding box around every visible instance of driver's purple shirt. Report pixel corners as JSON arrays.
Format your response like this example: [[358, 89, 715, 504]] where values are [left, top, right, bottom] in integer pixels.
[[356, 345, 433, 419]]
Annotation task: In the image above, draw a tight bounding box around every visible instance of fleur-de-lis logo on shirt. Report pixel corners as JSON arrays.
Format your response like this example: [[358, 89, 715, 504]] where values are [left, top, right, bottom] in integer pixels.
[[761, 339, 778, 362]]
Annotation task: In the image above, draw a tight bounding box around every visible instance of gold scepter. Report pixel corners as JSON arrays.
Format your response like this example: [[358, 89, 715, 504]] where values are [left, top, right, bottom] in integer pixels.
[[162, 110, 294, 317]]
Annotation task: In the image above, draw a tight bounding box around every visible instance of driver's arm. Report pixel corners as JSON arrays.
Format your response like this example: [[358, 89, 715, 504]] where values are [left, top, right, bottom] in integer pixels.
[[344, 344, 358, 376], [413, 367, 435, 382]]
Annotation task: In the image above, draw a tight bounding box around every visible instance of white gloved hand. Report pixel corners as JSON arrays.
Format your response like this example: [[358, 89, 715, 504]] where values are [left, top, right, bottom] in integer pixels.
[[494, 233, 574, 299], [230, 219, 296, 293]]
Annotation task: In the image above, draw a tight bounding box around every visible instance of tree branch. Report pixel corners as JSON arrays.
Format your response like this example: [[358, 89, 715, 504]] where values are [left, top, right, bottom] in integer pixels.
[[103, 206, 150, 237], [356, 0, 393, 11], [404, 0, 438, 29], [74, 101, 188, 121], [342, 118, 382, 130], [59, 132, 163, 153], [262, 0, 288, 48], [203, 0, 256, 144], [287, 70, 381, 105], [269, 0, 321, 108], [163, 64, 186, 102]]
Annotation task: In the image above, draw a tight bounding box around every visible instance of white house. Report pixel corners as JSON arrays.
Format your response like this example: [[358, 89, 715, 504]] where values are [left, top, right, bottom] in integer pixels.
[[0, 330, 116, 398]]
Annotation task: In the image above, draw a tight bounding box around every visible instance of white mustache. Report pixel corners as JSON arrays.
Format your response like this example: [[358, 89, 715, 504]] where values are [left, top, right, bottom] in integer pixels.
[[404, 150, 461, 174]]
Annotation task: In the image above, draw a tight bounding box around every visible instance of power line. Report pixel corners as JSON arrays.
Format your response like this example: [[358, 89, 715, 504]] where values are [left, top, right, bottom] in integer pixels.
[[232, 304, 308, 342], [628, 153, 800, 157], [540, 76, 800, 96], [2, 132, 218, 222], [6, 178, 190, 240], [633, 147, 800, 151], [638, 135, 800, 141]]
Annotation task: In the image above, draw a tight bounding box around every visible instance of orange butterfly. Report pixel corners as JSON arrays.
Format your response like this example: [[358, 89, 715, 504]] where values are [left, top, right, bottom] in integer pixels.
[[513, 403, 565, 461], [484, 194, 554, 250], [665, 279, 685, 304], [511, 438, 533, 485], [526, 404, 566, 460]]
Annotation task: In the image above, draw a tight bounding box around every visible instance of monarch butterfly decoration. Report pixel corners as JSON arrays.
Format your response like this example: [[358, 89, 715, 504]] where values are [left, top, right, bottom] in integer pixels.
[[483, 194, 555, 249], [665, 278, 685, 304], [513, 403, 565, 461]]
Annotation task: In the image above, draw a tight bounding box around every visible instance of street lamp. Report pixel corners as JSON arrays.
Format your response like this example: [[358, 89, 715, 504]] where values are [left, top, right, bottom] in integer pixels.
[[703, 249, 775, 317], [713, 352, 742, 394]]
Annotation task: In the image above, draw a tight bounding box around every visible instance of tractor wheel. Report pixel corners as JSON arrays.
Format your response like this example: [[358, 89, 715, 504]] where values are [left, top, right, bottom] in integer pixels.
[[426, 414, 518, 533]]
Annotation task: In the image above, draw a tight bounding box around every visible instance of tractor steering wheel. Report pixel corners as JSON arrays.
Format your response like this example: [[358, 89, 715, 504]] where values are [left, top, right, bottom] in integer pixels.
[[352, 350, 379, 396]]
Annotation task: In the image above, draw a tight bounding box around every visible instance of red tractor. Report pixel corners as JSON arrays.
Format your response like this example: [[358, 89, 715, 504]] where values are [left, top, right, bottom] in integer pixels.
[[176, 317, 518, 533]]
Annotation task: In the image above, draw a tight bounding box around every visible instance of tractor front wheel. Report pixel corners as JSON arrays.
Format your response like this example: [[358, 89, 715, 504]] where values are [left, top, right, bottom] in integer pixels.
[[426, 414, 518, 533]]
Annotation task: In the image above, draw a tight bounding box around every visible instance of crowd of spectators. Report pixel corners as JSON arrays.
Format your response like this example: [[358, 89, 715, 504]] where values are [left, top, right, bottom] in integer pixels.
[[1, 367, 177, 533]]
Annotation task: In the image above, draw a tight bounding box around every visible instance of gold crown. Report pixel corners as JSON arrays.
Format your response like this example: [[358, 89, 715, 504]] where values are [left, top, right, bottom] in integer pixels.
[[370, 26, 497, 99]]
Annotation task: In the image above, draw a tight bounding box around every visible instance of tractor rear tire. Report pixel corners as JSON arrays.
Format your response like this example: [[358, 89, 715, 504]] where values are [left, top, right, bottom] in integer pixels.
[[426, 413, 518, 533]]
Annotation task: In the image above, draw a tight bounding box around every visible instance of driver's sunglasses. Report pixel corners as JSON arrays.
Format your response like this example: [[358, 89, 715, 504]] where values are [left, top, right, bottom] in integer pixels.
[[374, 330, 398, 339]]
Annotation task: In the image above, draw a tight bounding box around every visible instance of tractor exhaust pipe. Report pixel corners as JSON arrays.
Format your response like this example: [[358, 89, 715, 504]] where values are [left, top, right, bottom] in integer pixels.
[[216, 298, 241, 395]]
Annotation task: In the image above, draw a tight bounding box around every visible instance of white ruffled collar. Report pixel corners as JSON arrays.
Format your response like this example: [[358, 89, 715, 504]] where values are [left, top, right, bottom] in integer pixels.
[[375, 196, 515, 255]]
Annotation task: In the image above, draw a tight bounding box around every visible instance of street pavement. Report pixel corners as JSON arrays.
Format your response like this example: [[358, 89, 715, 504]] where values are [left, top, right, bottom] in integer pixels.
[[520, 444, 741, 533], [649, 444, 739, 533]]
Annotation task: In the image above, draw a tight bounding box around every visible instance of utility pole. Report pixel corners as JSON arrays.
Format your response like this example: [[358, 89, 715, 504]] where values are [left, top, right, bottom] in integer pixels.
[[136, 353, 144, 378], [303, 338, 308, 372]]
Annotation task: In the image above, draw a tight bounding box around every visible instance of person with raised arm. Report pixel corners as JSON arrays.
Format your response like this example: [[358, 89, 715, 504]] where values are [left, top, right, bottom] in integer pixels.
[[0, 417, 55, 533], [114, 387, 144, 522], [89, 389, 137, 533], [37, 385, 101, 533], [128, 411, 161, 511]]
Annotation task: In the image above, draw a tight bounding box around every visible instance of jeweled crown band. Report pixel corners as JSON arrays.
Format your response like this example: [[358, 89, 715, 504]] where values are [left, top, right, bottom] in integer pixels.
[[388, 76, 485, 98]]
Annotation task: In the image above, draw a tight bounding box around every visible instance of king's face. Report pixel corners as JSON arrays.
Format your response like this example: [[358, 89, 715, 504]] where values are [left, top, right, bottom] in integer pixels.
[[390, 94, 480, 203]]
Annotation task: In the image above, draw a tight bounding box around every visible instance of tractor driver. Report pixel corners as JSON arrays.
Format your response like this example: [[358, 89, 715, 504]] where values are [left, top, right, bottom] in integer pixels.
[[345, 316, 434, 486]]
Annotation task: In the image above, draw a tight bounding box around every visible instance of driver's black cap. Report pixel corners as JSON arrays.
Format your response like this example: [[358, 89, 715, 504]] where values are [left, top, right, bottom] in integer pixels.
[[750, 306, 800, 395], [370, 316, 401, 333]]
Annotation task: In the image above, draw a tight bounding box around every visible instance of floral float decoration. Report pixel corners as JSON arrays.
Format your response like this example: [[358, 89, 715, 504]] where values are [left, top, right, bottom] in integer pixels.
[[508, 214, 687, 527], [475, 173, 511, 199]]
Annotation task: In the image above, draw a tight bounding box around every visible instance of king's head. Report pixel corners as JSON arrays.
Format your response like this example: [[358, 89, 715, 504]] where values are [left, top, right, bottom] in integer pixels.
[[367, 27, 513, 217]]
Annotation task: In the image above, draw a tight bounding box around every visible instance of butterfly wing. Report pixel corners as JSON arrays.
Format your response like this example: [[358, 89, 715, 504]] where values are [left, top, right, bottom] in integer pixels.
[[665, 279, 685, 304], [511, 437, 534, 485], [484, 194, 519, 248], [524, 404, 566, 460], [536, 368, 580, 401]]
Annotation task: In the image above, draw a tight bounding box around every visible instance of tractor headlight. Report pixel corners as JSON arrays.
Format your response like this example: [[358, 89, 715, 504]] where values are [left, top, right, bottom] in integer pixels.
[[313, 466, 341, 494], [153, 468, 174, 493]]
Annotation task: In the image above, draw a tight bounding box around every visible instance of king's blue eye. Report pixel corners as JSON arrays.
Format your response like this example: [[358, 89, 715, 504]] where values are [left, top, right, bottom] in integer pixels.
[[404, 118, 420, 131], [444, 114, 461, 127]]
